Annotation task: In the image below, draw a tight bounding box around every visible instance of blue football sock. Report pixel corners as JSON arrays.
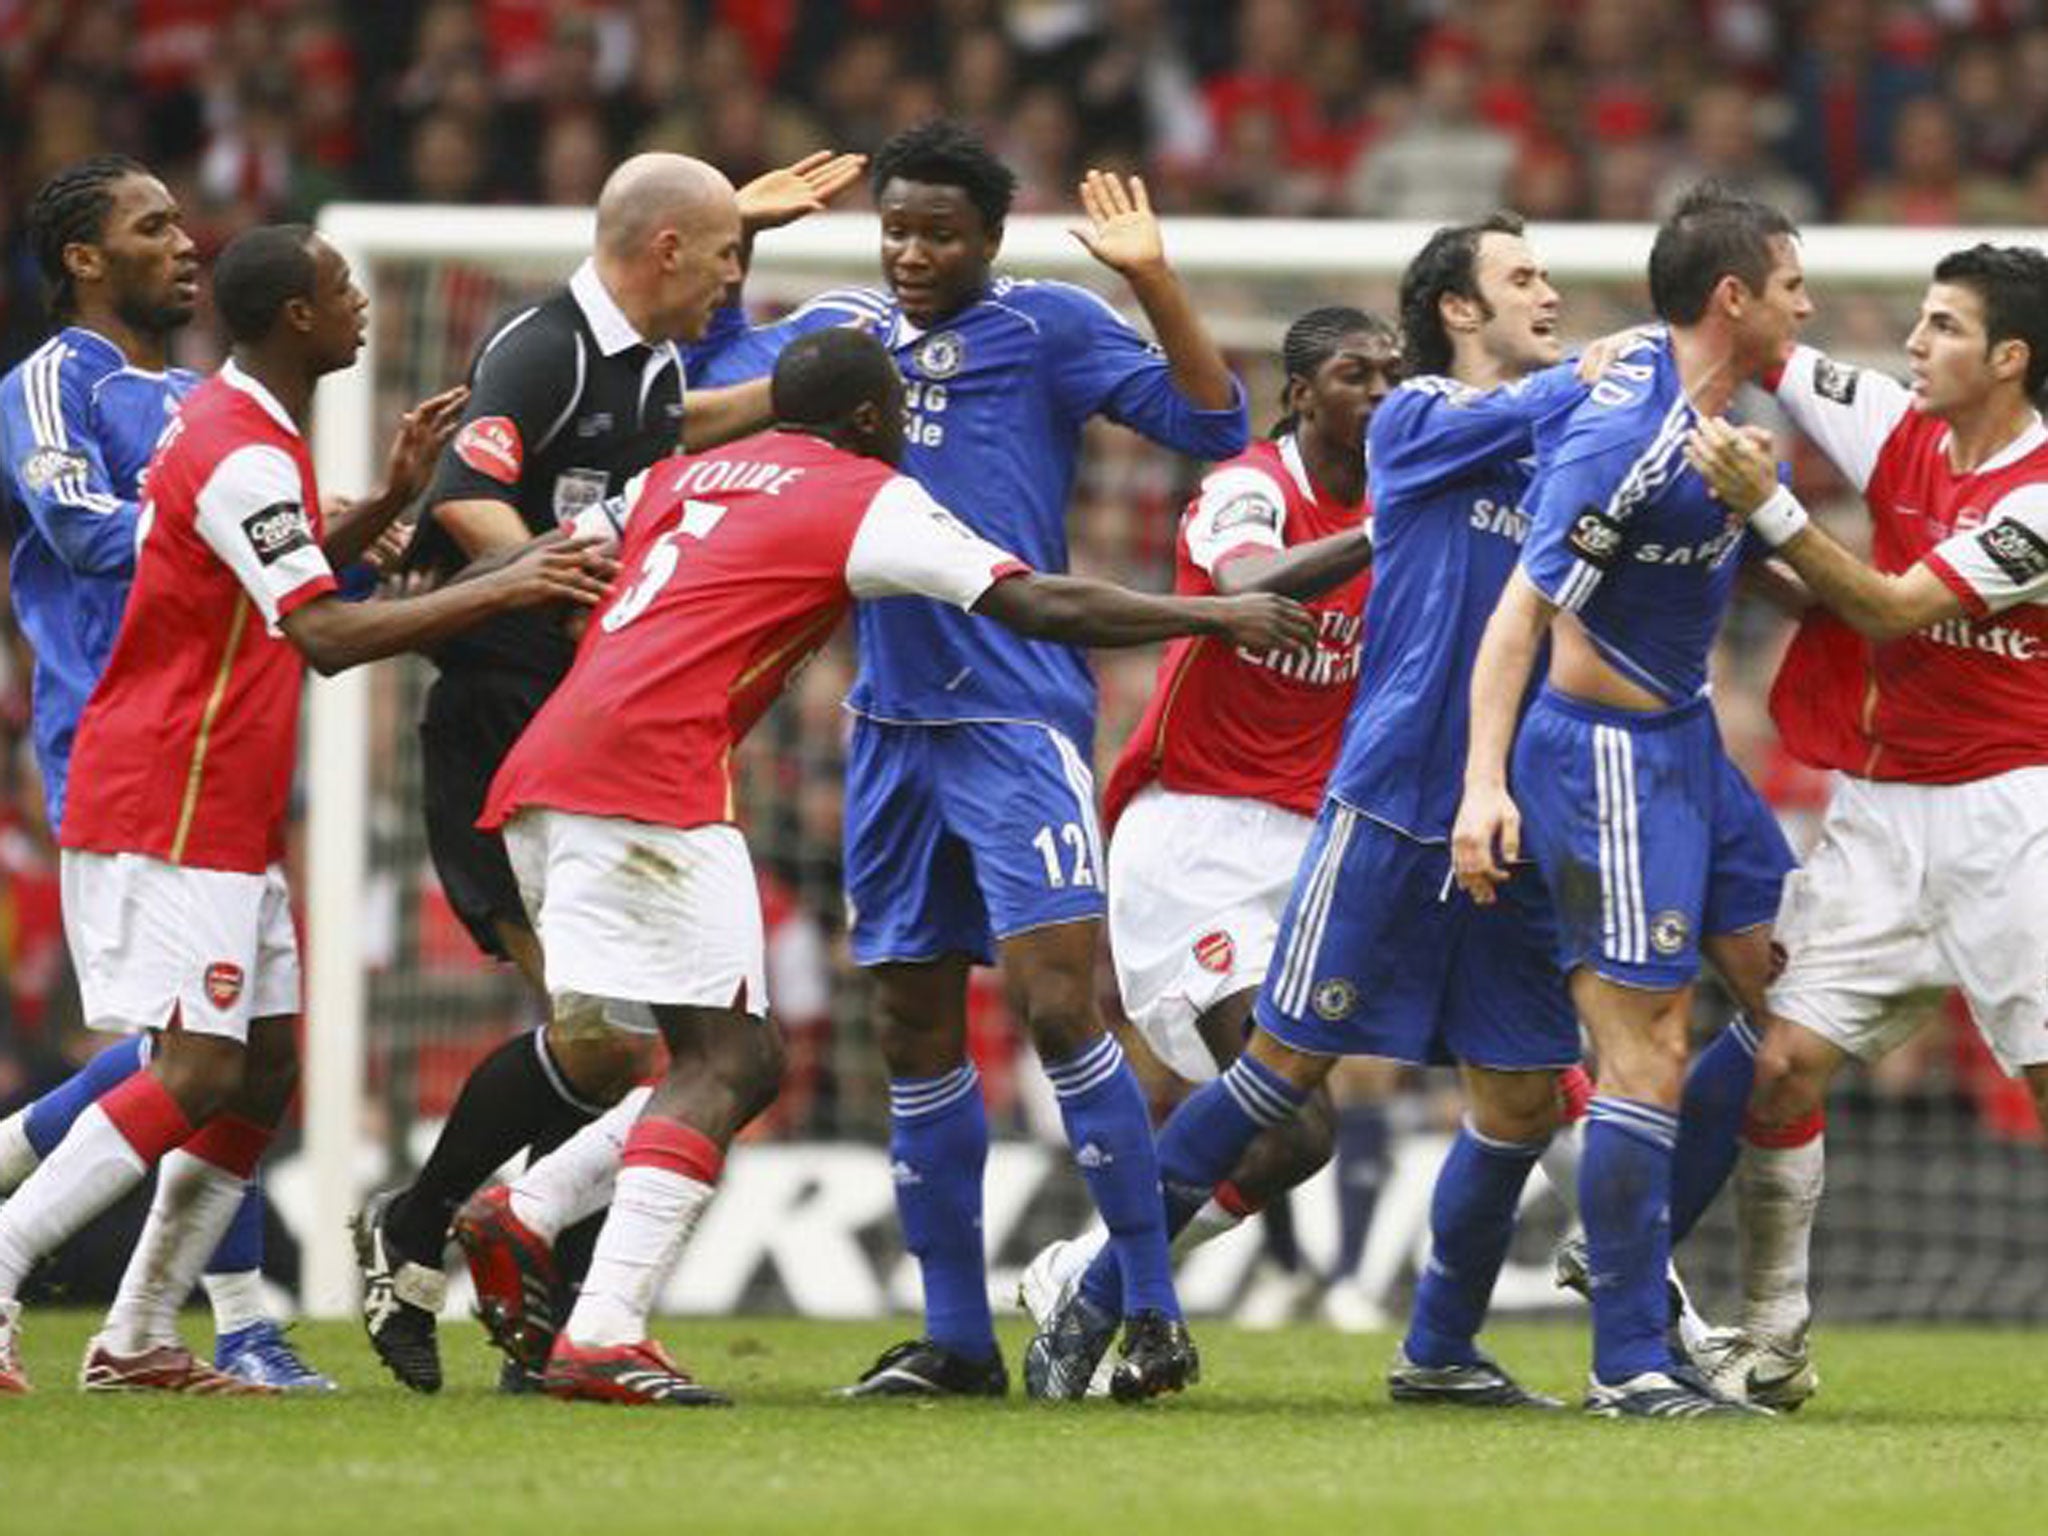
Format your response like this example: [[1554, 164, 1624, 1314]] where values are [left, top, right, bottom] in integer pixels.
[[205, 1178, 267, 1275], [1582, 1097, 1679, 1385], [1404, 1120, 1545, 1368], [1669, 1015, 1760, 1245], [1045, 1035, 1178, 1319], [1331, 1101, 1390, 1279], [1078, 1052, 1307, 1314], [23, 1035, 148, 1157], [888, 1065, 995, 1361]]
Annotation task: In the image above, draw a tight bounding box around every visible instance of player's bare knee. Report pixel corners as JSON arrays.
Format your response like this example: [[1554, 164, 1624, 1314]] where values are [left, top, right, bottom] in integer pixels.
[[726, 1021, 787, 1126], [547, 1024, 641, 1104], [152, 1034, 246, 1124], [1468, 1074, 1562, 1145], [235, 1032, 300, 1125]]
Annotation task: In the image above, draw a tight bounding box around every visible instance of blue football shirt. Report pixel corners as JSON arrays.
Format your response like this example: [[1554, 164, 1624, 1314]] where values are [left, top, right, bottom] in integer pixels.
[[0, 327, 198, 827], [1327, 362, 1590, 840], [1519, 329, 1759, 705]]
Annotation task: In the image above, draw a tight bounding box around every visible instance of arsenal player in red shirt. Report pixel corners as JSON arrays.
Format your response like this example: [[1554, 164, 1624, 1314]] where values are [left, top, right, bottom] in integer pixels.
[[1685, 243, 2048, 1408], [452, 324, 1314, 1405], [0, 224, 613, 1395]]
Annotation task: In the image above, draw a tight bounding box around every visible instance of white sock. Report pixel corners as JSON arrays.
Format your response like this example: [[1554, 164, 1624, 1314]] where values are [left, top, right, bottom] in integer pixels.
[[202, 1269, 271, 1338], [1539, 1122, 1583, 1224], [1736, 1135, 1824, 1346], [102, 1150, 248, 1353], [510, 1086, 648, 1241], [564, 1163, 714, 1347], [1170, 1198, 1243, 1260], [0, 1103, 150, 1298], [0, 1110, 38, 1195]]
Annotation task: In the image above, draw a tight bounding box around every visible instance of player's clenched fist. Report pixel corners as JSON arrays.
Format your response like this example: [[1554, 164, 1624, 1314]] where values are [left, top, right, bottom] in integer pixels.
[[1450, 782, 1521, 905], [1202, 592, 1319, 657]]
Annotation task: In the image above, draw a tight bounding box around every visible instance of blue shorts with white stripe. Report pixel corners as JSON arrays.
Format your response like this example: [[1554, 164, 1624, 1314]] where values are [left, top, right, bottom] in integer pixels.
[[1511, 686, 1795, 991], [1253, 801, 1578, 1069], [843, 715, 1107, 967]]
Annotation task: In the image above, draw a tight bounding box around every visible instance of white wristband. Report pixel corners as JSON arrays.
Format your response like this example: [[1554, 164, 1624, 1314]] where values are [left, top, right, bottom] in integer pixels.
[[1747, 484, 1811, 548]]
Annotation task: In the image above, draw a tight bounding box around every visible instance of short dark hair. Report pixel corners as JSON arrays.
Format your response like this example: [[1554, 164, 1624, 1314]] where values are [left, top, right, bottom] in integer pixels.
[[1932, 243, 2048, 402], [870, 119, 1017, 233], [1647, 182, 1797, 326], [214, 224, 318, 345], [27, 155, 150, 321], [772, 326, 900, 428], [1398, 212, 1525, 378], [1272, 305, 1397, 436]]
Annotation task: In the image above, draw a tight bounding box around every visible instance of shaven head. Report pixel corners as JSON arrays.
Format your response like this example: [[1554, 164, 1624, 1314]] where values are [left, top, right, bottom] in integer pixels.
[[591, 152, 743, 343], [773, 328, 907, 465], [594, 152, 734, 260]]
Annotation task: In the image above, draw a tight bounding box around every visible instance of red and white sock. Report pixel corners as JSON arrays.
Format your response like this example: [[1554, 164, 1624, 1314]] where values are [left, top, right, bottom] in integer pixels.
[[0, 1074, 191, 1299], [510, 1086, 649, 1242], [1737, 1109, 1826, 1346], [1538, 1065, 1593, 1225], [104, 1114, 272, 1354], [564, 1117, 723, 1348], [1171, 1179, 1257, 1261]]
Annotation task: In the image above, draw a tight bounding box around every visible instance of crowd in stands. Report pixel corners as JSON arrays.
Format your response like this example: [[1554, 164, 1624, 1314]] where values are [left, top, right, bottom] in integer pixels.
[[4, 0, 2043, 1140]]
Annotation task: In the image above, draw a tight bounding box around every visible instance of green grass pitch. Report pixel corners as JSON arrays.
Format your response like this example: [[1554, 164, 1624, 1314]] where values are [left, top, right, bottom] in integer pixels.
[[2, 1312, 2043, 1535]]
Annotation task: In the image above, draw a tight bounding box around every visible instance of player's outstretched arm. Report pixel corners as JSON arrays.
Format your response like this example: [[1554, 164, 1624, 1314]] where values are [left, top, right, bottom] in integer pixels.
[[281, 535, 616, 676], [1687, 417, 1961, 640], [975, 571, 1317, 653], [680, 379, 774, 452], [1452, 569, 1553, 904], [1212, 527, 1373, 602], [1069, 170, 1235, 410], [322, 385, 469, 567]]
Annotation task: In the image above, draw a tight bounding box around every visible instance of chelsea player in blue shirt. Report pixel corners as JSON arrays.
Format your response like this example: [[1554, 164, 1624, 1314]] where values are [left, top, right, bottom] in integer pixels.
[[1031, 213, 1651, 1406], [0, 156, 334, 1390], [695, 122, 1248, 1399], [1453, 187, 1814, 1418]]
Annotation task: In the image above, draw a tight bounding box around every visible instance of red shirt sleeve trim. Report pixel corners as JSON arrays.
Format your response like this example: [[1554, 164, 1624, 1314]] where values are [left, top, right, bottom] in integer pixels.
[[1921, 548, 1991, 619], [274, 574, 338, 620], [989, 559, 1032, 583], [1761, 359, 1788, 392]]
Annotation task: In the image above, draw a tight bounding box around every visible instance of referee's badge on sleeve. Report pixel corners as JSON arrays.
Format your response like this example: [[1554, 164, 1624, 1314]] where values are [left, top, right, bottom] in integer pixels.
[[454, 416, 523, 483]]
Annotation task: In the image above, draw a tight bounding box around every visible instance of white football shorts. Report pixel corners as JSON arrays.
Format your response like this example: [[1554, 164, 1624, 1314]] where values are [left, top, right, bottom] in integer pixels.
[[503, 808, 768, 1028], [1106, 785, 1315, 1083], [61, 851, 300, 1043], [1769, 766, 2048, 1074]]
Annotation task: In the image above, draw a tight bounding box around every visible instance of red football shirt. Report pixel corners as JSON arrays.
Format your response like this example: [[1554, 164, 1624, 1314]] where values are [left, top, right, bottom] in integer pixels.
[[481, 431, 1028, 832], [1768, 346, 2048, 784], [1103, 434, 1371, 827], [61, 363, 335, 872]]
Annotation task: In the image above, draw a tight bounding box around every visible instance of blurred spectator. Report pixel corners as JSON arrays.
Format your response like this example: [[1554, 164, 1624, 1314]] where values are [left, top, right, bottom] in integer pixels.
[[1845, 95, 2024, 226], [1652, 83, 1817, 222], [1339, 37, 1516, 219], [407, 109, 490, 203], [1782, 0, 1937, 214]]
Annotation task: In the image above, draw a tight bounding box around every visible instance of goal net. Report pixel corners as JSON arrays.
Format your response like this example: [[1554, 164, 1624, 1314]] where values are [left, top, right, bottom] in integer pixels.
[[292, 207, 2048, 1326]]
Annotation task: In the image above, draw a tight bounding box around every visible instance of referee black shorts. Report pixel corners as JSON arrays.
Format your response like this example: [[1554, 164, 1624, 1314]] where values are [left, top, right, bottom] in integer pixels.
[[419, 669, 550, 961]]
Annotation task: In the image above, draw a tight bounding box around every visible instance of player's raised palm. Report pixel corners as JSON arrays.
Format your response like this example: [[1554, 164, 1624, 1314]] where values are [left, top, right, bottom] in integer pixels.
[[737, 151, 867, 233], [1071, 170, 1165, 278], [383, 385, 469, 507]]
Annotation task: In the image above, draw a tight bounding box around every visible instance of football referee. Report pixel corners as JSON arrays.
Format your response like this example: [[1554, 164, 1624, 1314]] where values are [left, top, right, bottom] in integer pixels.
[[354, 149, 861, 1394]]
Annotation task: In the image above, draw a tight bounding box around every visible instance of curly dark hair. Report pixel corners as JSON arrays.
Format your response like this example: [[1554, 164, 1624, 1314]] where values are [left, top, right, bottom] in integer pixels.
[[27, 155, 150, 321], [870, 120, 1018, 233], [1397, 212, 1525, 379], [1932, 243, 2048, 402]]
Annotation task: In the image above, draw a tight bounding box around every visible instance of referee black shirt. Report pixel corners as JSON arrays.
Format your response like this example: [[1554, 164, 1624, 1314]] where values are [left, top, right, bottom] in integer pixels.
[[411, 258, 687, 702]]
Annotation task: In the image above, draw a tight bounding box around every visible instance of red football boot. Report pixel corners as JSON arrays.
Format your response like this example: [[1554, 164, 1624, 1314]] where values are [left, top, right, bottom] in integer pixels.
[[543, 1337, 731, 1407], [453, 1184, 561, 1373]]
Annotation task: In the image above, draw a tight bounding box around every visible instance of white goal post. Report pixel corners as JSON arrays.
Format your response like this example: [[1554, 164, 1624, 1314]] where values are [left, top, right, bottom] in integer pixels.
[[300, 206, 2040, 1318]]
